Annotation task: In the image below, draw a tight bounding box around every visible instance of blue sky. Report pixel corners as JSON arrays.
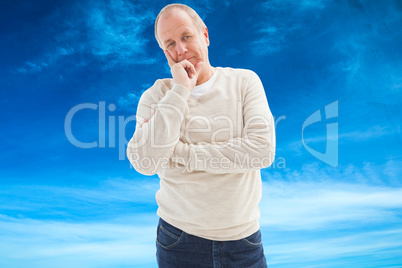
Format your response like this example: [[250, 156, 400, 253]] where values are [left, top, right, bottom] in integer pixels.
[[1, 0, 401, 267]]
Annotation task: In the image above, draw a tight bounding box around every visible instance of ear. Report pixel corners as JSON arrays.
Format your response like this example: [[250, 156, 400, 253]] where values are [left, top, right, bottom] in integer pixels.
[[203, 27, 210, 46]]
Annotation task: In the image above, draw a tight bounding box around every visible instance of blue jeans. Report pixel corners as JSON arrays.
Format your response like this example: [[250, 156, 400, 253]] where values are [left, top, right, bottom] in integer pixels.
[[156, 218, 268, 268]]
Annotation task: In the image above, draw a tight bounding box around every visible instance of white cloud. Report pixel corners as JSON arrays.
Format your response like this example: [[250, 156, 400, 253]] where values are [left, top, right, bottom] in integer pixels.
[[252, 0, 330, 56], [329, 5, 402, 107], [117, 86, 148, 111], [260, 179, 402, 230], [265, 227, 402, 266], [264, 159, 402, 187], [260, 162, 402, 266], [263, 0, 330, 11], [0, 176, 161, 266], [338, 125, 395, 141], [252, 25, 296, 55], [85, 0, 156, 69], [1, 164, 402, 266], [285, 125, 396, 156], [17, 61, 49, 74], [16, 0, 157, 73], [0, 177, 160, 216], [0, 214, 158, 267]]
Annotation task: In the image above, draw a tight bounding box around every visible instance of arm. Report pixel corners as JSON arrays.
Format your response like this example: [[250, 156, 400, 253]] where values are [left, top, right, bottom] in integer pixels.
[[126, 50, 204, 175], [171, 71, 276, 174], [126, 82, 190, 175]]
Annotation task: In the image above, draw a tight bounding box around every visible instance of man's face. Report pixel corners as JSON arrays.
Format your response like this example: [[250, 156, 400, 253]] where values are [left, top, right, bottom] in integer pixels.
[[157, 9, 209, 67]]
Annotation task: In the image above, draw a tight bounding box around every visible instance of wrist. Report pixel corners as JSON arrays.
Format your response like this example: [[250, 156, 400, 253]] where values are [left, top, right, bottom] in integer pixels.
[[173, 81, 193, 91], [171, 83, 192, 100]]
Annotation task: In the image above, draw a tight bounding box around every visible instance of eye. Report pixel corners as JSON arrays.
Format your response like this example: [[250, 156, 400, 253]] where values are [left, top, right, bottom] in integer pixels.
[[184, 35, 191, 40], [167, 42, 174, 48]]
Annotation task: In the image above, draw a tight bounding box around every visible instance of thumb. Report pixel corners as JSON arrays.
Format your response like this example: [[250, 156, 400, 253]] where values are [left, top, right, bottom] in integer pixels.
[[194, 61, 204, 75]]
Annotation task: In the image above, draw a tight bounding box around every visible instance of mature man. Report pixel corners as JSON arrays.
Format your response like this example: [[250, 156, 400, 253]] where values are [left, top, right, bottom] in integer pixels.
[[127, 3, 275, 267]]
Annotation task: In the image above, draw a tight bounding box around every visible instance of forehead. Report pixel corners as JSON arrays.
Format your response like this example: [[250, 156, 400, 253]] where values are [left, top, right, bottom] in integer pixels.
[[157, 9, 197, 40]]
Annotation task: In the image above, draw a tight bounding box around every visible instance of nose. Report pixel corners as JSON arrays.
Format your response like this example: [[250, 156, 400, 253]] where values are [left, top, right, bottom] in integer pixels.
[[176, 41, 188, 57]]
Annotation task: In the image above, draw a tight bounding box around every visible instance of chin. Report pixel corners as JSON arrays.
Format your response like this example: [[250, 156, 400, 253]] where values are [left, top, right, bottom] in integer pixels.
[[187, 57, 196, 64], [192, 59, 203, 66]]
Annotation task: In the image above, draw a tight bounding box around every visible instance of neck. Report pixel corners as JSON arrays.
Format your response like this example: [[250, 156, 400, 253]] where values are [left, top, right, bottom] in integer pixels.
[[196, 63, 215, 86]]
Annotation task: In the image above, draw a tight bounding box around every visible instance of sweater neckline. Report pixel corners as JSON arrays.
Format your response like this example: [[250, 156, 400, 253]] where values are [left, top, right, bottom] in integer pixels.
[[189, 67, 221, 102], [191, 67, 219, 99]]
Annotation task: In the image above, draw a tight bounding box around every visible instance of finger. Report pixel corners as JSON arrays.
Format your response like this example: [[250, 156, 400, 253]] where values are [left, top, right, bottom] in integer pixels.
[[194, 61, 204, 75], [180, 60, 196, 76], [188, 61, 203, 78], [163, 50, 176, 67], [177, 60, 195, 78], [184, 66, 194, 78], [187, 69, 193, 78], [189, 63, 196, 77]]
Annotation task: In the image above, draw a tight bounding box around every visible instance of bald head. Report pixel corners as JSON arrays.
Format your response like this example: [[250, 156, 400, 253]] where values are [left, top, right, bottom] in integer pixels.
[[155, 4, 206, 48]]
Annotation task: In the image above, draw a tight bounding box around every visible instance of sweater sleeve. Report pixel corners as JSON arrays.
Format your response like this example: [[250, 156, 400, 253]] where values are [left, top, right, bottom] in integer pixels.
[[171, 71, 276, 174], [126, 81, 191, 175]]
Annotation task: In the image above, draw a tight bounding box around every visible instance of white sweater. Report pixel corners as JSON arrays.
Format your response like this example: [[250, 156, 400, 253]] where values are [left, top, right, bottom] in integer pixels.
[[127, 67, 275, 241]]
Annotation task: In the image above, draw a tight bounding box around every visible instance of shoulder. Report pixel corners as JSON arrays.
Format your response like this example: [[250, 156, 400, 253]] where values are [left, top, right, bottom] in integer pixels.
[[218, 67, 260, 80], [139, 78, 172, 102], [218, 67, 265, 97], [146, 78, 172, 94], [217, 67, 261, 88]]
